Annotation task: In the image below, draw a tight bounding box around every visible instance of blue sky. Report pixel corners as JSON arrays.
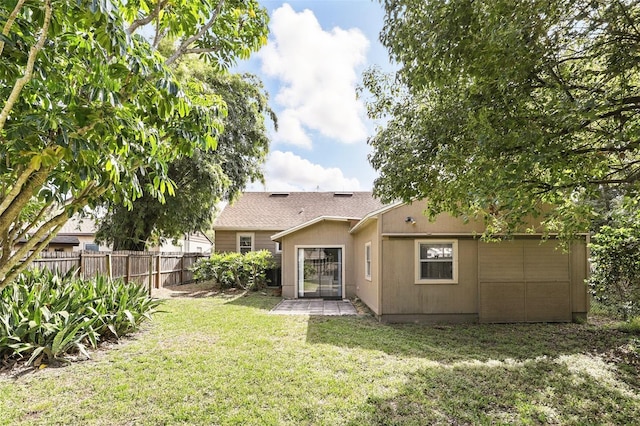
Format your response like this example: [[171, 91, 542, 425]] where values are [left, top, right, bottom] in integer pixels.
[[237, 1, 391, 192]]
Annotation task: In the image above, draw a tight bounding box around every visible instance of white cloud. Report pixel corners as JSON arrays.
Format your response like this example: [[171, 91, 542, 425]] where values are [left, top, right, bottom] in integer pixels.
[[275, 110, 313, 149], [248, 151, 362, 192], [259, 4, 370, 147]]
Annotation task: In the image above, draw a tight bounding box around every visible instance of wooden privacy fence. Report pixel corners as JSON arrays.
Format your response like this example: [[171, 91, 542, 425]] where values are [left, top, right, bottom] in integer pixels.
[[30, 251, 207, 291]]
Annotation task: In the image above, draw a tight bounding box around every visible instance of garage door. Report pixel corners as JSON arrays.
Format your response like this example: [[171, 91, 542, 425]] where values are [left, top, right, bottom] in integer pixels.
[[479, 240, 571, 323]]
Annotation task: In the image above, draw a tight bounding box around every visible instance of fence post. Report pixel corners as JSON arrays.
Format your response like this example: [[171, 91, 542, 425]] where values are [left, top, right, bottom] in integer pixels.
[[148, 254, 153, 296], [156, 254, 161, 289], [79, 251, 84, 280], [125, 254, 130, 284], [179, 254, 184, 285], [106, 253, 112, 280]]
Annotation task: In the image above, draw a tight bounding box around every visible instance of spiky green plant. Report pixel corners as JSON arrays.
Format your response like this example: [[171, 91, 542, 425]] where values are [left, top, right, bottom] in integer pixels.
[[0, 269, 162, 365]]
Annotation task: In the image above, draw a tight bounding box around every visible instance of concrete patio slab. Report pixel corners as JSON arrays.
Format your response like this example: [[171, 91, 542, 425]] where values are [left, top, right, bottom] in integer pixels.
[[270, 299, 357, 316]]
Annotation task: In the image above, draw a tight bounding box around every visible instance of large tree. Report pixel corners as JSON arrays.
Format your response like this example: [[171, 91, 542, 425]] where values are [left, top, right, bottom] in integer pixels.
[[95, 65, 276, 251], [0, 0, 268, 288], [364, 0, 640, 237]]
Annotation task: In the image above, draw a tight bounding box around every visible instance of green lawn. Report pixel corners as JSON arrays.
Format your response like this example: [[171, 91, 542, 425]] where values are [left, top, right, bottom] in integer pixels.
[[1, 292, 638, 425]]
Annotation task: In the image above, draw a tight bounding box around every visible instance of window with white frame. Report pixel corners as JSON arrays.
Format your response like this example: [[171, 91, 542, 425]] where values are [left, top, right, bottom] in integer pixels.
[[237, 233, 254, 254], [415, 240, 458, 284], [275, 241, 282, 253], [364, 242, 372, 280]]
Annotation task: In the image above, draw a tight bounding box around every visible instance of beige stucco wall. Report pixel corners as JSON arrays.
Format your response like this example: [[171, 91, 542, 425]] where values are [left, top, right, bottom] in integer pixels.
[[381, 202, 547, 235], [381, 202, 486, 235], [72, 236, 109, 252], [352, 219, 380, 315], [377, 236, 588, 322], [280, 220, 354, 299], [213, 230, 236, 252], [477, 238, 589, 322], [371, 203, 588, 322], [380, 237, 479, 319]]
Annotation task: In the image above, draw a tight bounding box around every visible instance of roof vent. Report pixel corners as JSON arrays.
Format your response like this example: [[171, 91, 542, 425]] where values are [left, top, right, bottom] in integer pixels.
[[334, 192, 353, 197], [269, 192, 290, 197]]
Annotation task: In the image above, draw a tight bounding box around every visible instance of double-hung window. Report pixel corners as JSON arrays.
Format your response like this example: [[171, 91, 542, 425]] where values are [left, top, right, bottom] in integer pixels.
[[237, 233, 254, 254], [364, 242, 372, 281], [415, 240, 458, 284]]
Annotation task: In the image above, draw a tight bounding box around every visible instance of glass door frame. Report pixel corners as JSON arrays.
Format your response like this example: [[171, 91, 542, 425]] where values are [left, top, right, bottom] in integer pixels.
[[295, 245, 345, 299]]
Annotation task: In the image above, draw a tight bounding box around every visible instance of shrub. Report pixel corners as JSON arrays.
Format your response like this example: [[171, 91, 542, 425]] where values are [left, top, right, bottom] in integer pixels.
[[192, 250, 275, 290], [0, 269, 162, 365], [618, 317, 640, 334], [589, 198, 640, 321], [242, 250, 276, 290]]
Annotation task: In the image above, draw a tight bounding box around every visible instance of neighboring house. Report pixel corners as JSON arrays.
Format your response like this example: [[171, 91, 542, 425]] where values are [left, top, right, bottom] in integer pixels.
[[28, 215, 213, 253], [214, 192, 589, 324], [58, 215, 110, 252], [16, 235, 81, 253], [15, 216, 102, 253], [148, 232, 213, 253]]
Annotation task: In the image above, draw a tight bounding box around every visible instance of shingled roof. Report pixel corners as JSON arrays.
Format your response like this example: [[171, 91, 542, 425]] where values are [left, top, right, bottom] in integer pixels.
[[214, 192, 386, 231]]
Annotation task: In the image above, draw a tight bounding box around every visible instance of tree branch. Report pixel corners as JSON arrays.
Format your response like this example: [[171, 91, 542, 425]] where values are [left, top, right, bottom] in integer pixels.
[[153, 27, 168, 50], [0, 167, 53, 248], [615, 0, 640, 38], [532, 174, 640, 196], [0, 0, 51, 131], [566, 139, 639, 156], [182, 47, 220, 56], [545, 64, 576, 103], [0, 164, 37, 217], [13, 200, 54, 243], [126, 0, 168, 36], [0, 0, 26, 57], [0, 210, 68, 289], [165, 0, 226, 66], [611, 95, 640, 106]]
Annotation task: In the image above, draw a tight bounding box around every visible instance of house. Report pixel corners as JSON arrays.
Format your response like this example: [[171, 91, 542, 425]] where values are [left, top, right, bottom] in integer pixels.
[[15, 216, 99, 253], [149, 232, 213, 253], [57, 215, 110, 251], [213, 192, 589, 323], [39, 215, 213, 253], [213, 192, 384, 266], [17, 235, 81, 253]]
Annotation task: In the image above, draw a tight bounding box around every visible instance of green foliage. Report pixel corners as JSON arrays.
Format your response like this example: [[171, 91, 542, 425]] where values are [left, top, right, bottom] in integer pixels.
[[0, 0, 269, 288], [95, 66, 275, 251], [95, 149, 230, 251], [192, 250, 275, 290], [303, 263, 317, 277], [1, 294, 639, 424], [176, 63, 277, 200], [589, 197, 640, 320], [0, 269, 161, 365], [242, 250, 277, 290], [365, 0, 640, 238], [618, 319, 640, 334]]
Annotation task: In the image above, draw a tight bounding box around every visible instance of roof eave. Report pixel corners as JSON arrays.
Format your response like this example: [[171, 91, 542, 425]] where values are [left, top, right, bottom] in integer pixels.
[[271, 216, 361, 241], [349, 201, 405, 234], [213, 226, 286, 232]]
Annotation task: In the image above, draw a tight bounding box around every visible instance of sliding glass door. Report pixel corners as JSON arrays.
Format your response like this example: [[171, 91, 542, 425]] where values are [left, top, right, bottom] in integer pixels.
[[298, 247, 342, 299]]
